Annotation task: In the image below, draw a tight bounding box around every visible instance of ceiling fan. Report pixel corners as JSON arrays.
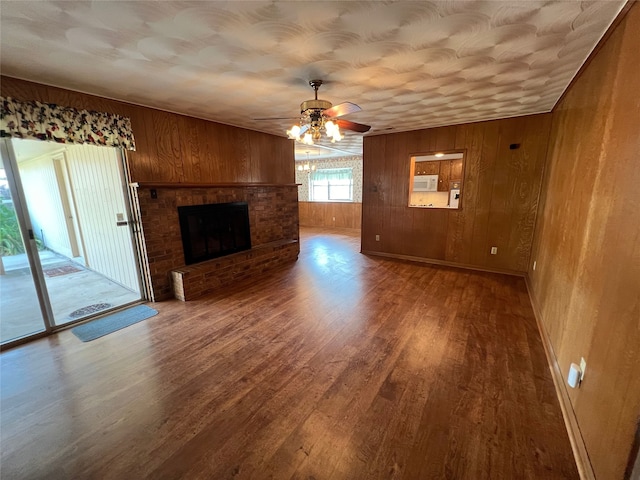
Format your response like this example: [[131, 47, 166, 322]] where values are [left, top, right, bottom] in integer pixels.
[[257, 80, 371, 145]]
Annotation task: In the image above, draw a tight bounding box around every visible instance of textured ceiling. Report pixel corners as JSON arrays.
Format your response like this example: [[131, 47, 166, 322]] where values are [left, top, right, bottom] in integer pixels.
[[0, 1, 626, 159]]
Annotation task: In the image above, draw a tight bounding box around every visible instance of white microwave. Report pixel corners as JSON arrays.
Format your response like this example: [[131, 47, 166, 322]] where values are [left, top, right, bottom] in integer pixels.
[[413, 174, 438, 192]]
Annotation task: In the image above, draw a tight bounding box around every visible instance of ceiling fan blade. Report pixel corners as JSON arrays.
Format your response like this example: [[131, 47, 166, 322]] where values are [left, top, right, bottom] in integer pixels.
[[336, 119, 371, 133], [323, 102, 362, 118]]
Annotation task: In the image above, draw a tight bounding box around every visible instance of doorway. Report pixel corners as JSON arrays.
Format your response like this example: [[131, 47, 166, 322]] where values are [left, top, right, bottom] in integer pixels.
[[0, 138, 143, 346]]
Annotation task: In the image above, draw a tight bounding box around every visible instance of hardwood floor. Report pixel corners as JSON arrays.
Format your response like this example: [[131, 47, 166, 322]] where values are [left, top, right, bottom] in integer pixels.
[[0, 227, 578, 480]]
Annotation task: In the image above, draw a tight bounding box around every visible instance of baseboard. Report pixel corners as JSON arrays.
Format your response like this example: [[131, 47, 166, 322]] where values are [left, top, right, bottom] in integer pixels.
[[525, 275, 595, 480], [361, 250, 525, 277]]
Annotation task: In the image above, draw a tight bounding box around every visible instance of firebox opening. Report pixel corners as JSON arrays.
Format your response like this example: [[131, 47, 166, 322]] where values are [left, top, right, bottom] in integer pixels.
[[178, 202, 251, 265]]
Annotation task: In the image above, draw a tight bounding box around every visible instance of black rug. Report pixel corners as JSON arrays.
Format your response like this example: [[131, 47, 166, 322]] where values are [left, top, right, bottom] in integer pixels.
[[71, 305, 158, 342]]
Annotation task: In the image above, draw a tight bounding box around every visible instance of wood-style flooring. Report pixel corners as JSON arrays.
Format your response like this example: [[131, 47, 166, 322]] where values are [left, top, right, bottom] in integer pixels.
[[0, 227, 578, 479]]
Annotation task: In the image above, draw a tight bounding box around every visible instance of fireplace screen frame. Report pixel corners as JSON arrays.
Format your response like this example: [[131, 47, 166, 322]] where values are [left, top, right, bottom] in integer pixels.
[[178, 202, 251, 265]]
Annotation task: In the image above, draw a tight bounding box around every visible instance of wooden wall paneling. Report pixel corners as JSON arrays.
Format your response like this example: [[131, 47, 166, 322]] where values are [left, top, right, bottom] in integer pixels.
[[528, 5, 640, 479], [416, 126, 438, 153], [232, 127, 252, 183], [301, 201, 317, 227], [414, 208, 449, 259], [329, 203, 337, 227], [297, 201, 308, 225], [444, 124, 472, 263], [455, 123, 484, 265], [248, 132, 294, 185], [2, 77, 128, 120], [363, 114, 550, 274], [468, 121, 500, 267], [278, 139, 295, 185], [249, 132, 272, 183], [385, 133, 410, 253], [315, 203, 328, 226], [275, 133, 293, 184], [1, 76, 46, 102], [434, 126, 456, 152], [333, 203, 361, 229], [177, 115, 203, 183], [125, 108, 153, 181], [213, 123, 248, 183], [199, 119, 221, 182], [56, 88, 120, 117], [1, 76, 293, 186], [150, 110, 183, 183], [216, 124, 237, 182], [405, 130, 452, 260], [314, 202, 326, 227], [362, 134, 387, 251], [138, 107, 165, 182], [506, 115, 551, 272], [385, 206, 406, 254], [329, 204, 341, 227], [485, 118, 524, 271], [387, 132, 408, 209], [353, 203, 362, 230]]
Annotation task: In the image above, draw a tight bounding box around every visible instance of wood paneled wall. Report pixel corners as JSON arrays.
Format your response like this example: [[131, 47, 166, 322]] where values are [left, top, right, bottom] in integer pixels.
[[298, 202, 362, 229], [0, 76, 294, 184], [362, 114, 551, 274], [529, 4, 640, 479]]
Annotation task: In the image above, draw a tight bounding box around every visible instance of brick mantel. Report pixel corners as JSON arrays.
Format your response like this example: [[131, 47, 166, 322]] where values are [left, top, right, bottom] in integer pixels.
[[131, 184, 299, 301]]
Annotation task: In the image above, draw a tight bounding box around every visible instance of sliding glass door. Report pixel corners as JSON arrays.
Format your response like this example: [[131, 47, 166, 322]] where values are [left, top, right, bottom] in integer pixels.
[[0, 143, 50, 343], [0, 138, 143, 346]]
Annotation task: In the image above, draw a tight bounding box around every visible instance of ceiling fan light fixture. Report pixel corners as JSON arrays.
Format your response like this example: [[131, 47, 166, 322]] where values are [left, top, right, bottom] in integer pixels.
[[325, 120, 335, 134], [287, 125, 301, 139], [325, 120, 342, 142], [284, 79, 370, 146], [302, 132, 313, 145]]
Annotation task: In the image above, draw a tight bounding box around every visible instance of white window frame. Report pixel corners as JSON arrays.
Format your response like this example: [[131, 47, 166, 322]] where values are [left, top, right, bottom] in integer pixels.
[[309, 168, 353, 202]]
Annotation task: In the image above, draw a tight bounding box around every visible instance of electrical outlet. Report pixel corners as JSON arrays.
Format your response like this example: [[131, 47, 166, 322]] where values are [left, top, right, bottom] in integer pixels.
[[580, 357, 587, 382], [490, 246, 498, 255], [533, 260, 537, 271], [375, 234, 380, 241]]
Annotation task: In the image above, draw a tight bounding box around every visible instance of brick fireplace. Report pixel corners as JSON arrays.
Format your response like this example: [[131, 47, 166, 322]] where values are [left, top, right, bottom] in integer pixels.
[[132, 183, 299, 301]]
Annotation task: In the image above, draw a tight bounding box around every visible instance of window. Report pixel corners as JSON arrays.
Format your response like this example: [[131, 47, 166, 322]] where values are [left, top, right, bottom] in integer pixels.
[[310, 168, 353, 202]]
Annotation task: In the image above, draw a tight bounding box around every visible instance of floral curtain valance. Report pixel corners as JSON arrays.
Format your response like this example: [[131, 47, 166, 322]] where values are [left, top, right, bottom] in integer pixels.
[[0, 96, 136, 151]]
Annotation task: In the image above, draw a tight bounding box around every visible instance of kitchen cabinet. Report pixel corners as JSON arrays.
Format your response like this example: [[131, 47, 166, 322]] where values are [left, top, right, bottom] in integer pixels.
[[415, 161, 439, 176], [437, 161, 450, 191], [450, 158, 463, 181]]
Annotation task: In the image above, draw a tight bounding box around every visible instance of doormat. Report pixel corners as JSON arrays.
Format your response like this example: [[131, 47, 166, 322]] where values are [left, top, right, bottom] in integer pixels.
[[69, 303, 113, 319], [44, 265, 83, 277], [71, 305, 158, 342]]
